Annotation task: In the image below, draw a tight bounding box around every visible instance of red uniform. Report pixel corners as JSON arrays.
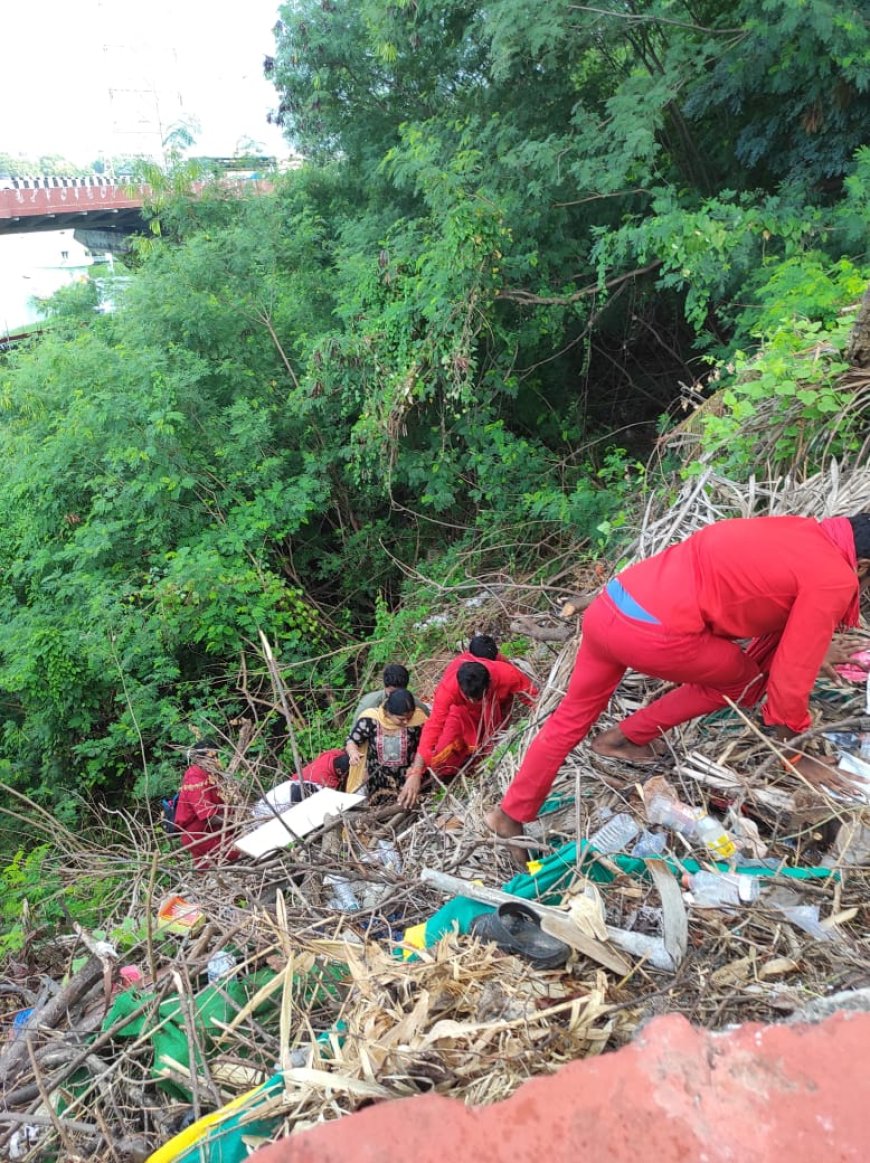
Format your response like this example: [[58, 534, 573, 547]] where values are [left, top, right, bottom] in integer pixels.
[[419, 653, 538, 776], [174, 764, 239, 868], [295, 748, 346, 789], [502, 516, 859, 823]]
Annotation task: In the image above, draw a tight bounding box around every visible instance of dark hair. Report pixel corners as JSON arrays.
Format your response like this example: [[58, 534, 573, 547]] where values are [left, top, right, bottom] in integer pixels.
[[468, 634, 498, 661], [849, 514, 870, 560], [191, 738, 219, 754], [382, 663, 410, 689], [333, 752, 350, 776], [457, 661, 490, 700], [385, 689, 416, 716]]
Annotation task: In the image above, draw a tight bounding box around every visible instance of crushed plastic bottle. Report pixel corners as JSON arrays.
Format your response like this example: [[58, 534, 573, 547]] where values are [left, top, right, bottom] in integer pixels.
[[605, 928, 676, 971], [777, 903, 833, 941], [207, 949, 238, 983], [588, 812, 640, 854], [695, 814, 737, 860], [687, 869, 759, 907], [324, 875, 360, 912], [376, 838, 403, 874], [631, 829, 667, 858], [823, 730, 870, 760]]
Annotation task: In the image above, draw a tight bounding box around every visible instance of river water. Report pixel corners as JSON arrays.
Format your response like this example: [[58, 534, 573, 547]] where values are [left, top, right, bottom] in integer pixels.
[[0, 231, 95, 336]]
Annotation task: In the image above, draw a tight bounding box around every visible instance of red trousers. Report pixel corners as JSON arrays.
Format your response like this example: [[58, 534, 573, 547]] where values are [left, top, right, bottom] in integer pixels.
[[501, 591, 769, 822]]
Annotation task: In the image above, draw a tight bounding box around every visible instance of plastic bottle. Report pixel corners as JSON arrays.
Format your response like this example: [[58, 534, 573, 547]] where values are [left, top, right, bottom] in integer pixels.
[[324, 875, 360, 912], [376, 838, 403, 874], [588, 812, 640, 854], [823, 730, 870, 760], [778, 903, 832, 941], [207, 949, 237, 983], [646, 793, 700, 837], [695, 814, 737, 860], [605, 929, 676, 971], [631, 829, 668, 858], [687, 870, 759, 907]]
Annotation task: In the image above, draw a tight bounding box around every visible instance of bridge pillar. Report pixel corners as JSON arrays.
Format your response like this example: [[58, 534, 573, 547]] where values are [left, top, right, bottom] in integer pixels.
[[73, 227, 137, 255]]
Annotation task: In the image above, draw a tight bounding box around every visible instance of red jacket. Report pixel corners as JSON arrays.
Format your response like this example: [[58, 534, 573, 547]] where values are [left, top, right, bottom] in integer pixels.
[[296, 748, 346, 789], [418, 652, 538, 763], [618, 516, 858, 733], [174, 764, 232, 868]]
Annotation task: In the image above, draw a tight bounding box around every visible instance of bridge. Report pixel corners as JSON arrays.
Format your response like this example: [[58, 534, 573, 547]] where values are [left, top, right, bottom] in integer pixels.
[[0, 176, 148, 242], [0, 174, 274, 246]]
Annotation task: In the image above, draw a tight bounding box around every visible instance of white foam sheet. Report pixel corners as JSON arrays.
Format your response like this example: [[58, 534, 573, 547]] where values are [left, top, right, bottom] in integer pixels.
[[234, 788, 365, 858]]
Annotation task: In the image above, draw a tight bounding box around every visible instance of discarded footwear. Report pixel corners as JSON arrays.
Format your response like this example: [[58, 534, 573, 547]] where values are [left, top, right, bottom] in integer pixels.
[[470, 901, 571, 969]]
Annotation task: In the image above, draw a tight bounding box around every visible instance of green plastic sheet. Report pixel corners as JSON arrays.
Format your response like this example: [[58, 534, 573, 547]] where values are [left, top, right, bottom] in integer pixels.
[[419, 837, 838, 947], [104, 975, 275, 1100]]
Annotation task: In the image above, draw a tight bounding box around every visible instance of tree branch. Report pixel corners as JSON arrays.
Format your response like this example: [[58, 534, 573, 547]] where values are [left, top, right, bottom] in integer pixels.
[[496, 260, 663, 307], [568, 5, 745, 34]]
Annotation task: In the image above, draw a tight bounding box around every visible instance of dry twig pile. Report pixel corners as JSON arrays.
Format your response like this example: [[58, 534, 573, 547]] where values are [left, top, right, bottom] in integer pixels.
[[1, 463, 869, 1161]]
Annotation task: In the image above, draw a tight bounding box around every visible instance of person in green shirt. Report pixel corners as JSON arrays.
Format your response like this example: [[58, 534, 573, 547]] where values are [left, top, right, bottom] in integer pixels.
[[352, 663, 430, 722]]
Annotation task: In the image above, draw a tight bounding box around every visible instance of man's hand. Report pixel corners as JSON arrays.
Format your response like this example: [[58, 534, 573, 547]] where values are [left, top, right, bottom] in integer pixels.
[[819, 634, 870, 682], [397, 770, 423, 810]]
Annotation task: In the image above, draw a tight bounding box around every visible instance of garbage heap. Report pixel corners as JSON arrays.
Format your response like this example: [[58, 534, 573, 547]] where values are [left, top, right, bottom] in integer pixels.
[[1, 462, 870, 1163]]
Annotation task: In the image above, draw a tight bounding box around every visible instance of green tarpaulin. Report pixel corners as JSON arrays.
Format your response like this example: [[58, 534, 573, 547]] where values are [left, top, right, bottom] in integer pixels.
[[417, 837, 838, 947]]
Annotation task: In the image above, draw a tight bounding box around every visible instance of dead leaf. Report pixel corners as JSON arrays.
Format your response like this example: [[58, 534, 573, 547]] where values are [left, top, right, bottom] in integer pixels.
[[759, 958, 800, 979]]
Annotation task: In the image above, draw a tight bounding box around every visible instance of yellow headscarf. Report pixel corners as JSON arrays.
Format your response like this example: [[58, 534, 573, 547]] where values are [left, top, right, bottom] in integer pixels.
[[346, 703, 428, 793]]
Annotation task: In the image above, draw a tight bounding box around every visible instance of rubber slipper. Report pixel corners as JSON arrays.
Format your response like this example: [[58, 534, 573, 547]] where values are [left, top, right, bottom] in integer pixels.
[[470, 901, 570, 969]]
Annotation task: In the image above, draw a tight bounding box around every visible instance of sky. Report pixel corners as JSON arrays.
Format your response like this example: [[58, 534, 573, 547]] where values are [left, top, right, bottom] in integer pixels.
[[2, 0, 291, 167]]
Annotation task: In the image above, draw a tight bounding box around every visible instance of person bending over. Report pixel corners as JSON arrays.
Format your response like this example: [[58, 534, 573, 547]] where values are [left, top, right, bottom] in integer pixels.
[[252, 749, 351, 818], [174, 740, 241, 868], [399, 653, 538, 808], [485, 513, 870, 852]]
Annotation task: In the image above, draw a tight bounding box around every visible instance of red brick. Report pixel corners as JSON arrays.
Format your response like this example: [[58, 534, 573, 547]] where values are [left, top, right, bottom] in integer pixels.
[[252, 1011, 870, 1163]]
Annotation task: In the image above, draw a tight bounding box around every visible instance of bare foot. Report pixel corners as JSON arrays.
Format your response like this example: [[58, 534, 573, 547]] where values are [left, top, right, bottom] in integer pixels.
[[484, 806, 524, 838], [591, 726, 663, 765], [484, 806, 531, 869]]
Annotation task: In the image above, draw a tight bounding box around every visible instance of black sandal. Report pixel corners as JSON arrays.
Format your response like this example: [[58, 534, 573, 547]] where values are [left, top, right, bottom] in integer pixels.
[[470, 901, 570, 969]]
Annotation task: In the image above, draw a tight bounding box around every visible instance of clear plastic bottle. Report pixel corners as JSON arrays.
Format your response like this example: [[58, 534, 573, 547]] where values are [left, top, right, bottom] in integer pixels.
[[324, 875, 360, 912], [632, 829, 668, 858], [588, 812, 640, 854], [823, 730, 870, 760], [376, 838, 403, 874], [695, 814, 737, 860], [688, 870, 759, 907], [646, 793, 700, 837]]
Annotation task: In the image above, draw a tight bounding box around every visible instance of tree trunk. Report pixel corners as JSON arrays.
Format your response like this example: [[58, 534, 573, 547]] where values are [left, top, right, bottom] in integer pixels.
[[845, 285, 870, 369]]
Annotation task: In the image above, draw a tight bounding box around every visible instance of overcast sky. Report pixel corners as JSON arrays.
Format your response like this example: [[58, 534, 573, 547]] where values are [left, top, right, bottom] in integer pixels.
[[2, 0, 290, 165]]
